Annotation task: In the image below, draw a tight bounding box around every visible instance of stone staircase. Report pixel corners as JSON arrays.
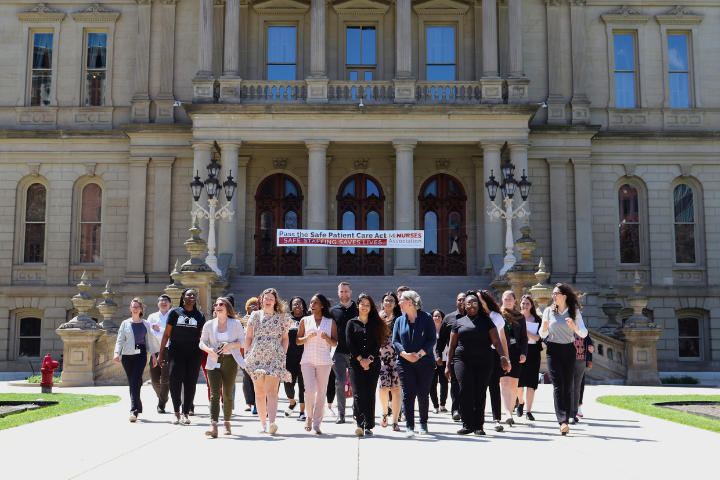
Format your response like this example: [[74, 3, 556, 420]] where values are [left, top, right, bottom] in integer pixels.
[[226, 275, 494, 314]]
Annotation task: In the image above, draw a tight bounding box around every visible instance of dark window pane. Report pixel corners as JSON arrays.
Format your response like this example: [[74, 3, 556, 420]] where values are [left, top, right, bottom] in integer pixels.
[[619, 223, 640, 264], [427, 65, 455, 82], [674, 224, 696, 263], [268, 26, 296, 63], [362, 27, 376, 65], [30, 71, 52, 107], [260, 211, 274, 253], [618, 184, 639, 223], [678, 317, 699, 337], [668, 35, 688, 71], [448, 179, 461, 196], [427, 27, 455, 64], [261, 180, 274, 197], [32, 33, 53, 69], [283, 211, 298, 254], [81, 184, 102, 222], [20, 317, 41, 337], [424, 211, 437, 254], [346, 26, 361, 65], [615, 72, 636, 108], [673, 184, 694, 222], [669, 72, 689, 108], [24, 223, 45, 263], [679, 338, 700, 358], [267, 65, 296, 81], [366, 179, 379, 198], [86, 33, 107, 69], [342, 179, 355, 197], [367, 211, 379, 253], [19, 338, 41, 358], [80, 223, 102, 263], [424, 180, 437, 197], [85, 71, 106, 106], [448, 211, 461, 254], [613, 34, 634, 71], [342, 211, 355, 254], [25, 184, 47, 222], [285, 179, 298, 198]]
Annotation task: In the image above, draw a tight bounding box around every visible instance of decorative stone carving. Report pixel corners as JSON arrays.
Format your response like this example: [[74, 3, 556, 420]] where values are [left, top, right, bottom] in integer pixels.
[[662, 5, 699, 17], [72, 3, 120, 21], [435, 158, 449, 170], [96, 280, 119, 332], [624, 163, 636, 177], [77, 3, 115, 13], [570, 0, 586, 5], [656, 5, 703, 25], [663, 109, 704, 129], [608, 109, 649, 129], [544, 0, 559, 5], [59, 272, 100, 330], [161, 0, 177, 4], [273, 157, 288, 169], [602, 5, 648, 25], [84, 163, 97, 177], [214, 0, 225, 4], [28, 163, 41, 176], [606, 5, 642, 16], [15, 108, 58, 126], [136, 0, 153, 4], [679, 164, 692, 177], [598, 284, 623, 335], [333, 0, 390, 15], [252, 0, 310, 15], [354, 158, 369, 170], [413, 0, 470, 15], [22, 3, 61, 14]]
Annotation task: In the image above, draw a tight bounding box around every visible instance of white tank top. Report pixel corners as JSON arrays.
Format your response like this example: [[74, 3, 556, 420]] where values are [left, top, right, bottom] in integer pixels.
[[300, 316, 333, 366]]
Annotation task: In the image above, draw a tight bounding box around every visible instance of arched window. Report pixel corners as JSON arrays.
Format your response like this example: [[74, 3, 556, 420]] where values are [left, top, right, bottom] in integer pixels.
[[419, 174, 466, 275], [607, 348, 614, 361], [424, 211, 438, 254], [673, 184, 696, 264], [618, 183, 641, 264], [23, 183, 47, 263], [79, 183, 102, 263]]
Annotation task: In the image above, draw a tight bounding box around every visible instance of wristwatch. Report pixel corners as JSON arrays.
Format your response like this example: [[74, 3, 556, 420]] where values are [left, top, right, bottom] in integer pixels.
[[418, 352, 424, 358], [368, 355, 375, 362]]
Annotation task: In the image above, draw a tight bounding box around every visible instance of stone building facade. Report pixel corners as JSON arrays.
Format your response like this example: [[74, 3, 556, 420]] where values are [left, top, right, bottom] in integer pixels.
[[0, 0, 718, 375]]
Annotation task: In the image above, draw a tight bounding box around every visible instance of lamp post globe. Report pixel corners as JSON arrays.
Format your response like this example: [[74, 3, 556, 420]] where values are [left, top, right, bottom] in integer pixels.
[[223, 171, 237, 202]]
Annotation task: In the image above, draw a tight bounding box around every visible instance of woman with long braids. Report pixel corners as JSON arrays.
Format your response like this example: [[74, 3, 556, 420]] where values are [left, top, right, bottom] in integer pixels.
[[430, 309, 448, 414], [284, 296, 307, 420], [478, 290, 508, 433], [378, 292, 402, 430], [500, 291, 528, 426], [446, 291, 510, 435], [347, 293, 388, 436], [540, 283, 588, 435], [517, 294, 543, 421], [158, 288, 206, 425]]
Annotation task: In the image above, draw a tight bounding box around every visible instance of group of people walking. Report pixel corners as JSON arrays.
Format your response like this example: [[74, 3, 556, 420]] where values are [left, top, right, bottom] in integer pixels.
[[113, 281, 593, 437]]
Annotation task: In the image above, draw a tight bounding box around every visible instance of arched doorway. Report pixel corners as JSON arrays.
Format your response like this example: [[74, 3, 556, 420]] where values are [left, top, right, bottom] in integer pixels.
[[255, 174, 303, 275], [336, 174, 385, 275], [419, 174, 467, 276]]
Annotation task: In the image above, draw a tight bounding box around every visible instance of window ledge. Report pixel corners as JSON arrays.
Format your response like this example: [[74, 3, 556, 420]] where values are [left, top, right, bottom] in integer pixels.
[[12, 265, 47, 285], [673, 267, 706, 285], [663, 109, 704, 129], [616, 266, 649, 284], [607, 108, 650, 130], [68, 107, 114, 129], [15, 107, 58, 128], [70, 266, 103, 283]]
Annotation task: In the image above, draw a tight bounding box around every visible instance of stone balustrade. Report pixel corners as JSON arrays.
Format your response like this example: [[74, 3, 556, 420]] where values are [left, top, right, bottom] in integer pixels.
[[241, 81, 307, 103], [328, 81, 394, 103], [416, 82, 481, 103]]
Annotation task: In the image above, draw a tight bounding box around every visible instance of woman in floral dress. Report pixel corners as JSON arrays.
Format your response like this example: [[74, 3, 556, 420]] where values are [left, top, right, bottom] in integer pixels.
[[244, 288, 292, 435], [378, 291, 402, 431]]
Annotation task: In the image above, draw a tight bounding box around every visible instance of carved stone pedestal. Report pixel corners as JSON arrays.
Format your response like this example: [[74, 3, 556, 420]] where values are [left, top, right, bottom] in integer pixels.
[[155, 96, 176, 123], [192, 78, 215, 104], [480, 78, 503, 104], [130, 98, 151, 123], [506, 78, 530, 105], [218, 78, 242, 104], [393, 78, 416, 104], [306, 78, 329, 104]]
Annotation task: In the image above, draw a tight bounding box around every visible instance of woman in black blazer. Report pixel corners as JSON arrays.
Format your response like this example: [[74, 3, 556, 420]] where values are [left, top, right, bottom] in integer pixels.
[[392, 290, 437, 437]]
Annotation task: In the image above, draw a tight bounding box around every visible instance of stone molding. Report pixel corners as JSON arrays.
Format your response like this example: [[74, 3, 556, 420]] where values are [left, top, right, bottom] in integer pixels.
[[679, 164, 693, 177], [623, 163, 637, 177], [435, 158, 449, 170], [663, 109, 704, 129], [28, 163, 41, 176], [84, 163, 97, 176], [354, 157, 369, 170], [413, 0, 470, 16], [252, 0, 310, 15], [136, 0, 153, 4], [333, 0, 389, 15], [602, 5, 648, 25], [272, 157, 288, 169], [70, 107, 114, 128], [607, 108, 649, 130], [15, 107, 58, 127], [161, 0, 177, 4], [656, 6, 703, 25], [17, 3, 66, 22], [72, 4, 120, 22]]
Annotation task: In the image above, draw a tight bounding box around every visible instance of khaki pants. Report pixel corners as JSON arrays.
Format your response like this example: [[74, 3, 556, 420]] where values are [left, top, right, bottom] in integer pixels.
[[301, 364, 332, 429], [207, 355, 239, 422]]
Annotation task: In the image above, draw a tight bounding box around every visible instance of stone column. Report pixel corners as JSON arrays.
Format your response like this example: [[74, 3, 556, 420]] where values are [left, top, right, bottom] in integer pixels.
[[305, 140, 330, 274], [480, 142, 504, 272], [393, 141, 418, 275], [156, 0, 178, 123], [125, 157, 149, 282], [217, 141, 241, 273], [306, 0, 329, 103], [570, 0, 590, 123], [191, 141, 214, 239], [149, 156, 175, 282], [393, 0, 415, 104], [509, 142, 530, 257], [193, 0, 215, 103], [507, 0, 529, 104], [235, 156, 250, 273], [546, 157, 572, 282], [545, 0, 565, 124], [573, 157, 595, 282], [480, 0, 503, 103], [131, 0, 152, 122], [472, 155, 485, 274], [213, 0, 225, 79], [219, 0, 242, 103]]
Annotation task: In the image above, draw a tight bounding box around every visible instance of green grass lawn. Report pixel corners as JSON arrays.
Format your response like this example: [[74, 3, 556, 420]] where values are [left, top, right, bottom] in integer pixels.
[[597, 395, 720, 434], [0, 393, 120, 431]]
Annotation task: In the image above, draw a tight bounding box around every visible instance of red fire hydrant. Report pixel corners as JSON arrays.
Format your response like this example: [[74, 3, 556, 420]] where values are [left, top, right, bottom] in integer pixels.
[[40, 353, 60, 394]]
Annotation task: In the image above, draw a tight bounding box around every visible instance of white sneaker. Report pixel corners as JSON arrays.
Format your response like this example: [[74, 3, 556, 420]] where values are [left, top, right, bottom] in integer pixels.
[[258, 424, 267, 434], [268, 423, 278, 435], [577, 406, 583, 418], [326, 407, 337, 417]]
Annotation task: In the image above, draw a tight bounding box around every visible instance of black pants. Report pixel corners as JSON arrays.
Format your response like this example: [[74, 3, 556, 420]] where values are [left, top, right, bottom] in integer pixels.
[[121, 344, 147, 415], [284, 354, 305, 404], [571, 358, 586, 418], [454, 356, 493, 431], [150, 346, 169, 408], [488, 353, 502, 421], [397, 361, 434, 429], [450, 363, 460, 413], [326, 368, 336, 404], [168, 346, 203, 415], [348, 359, 381, 429], [242, 367, 255, 405], [430, 361, 449, 408], [546, 342, 577, 424], [580, 372, 586, 405]]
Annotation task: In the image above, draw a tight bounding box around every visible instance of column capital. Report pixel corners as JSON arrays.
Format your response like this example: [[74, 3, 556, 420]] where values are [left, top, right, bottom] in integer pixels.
[[507, 141, 531, 152], [305, 140, 330, 150], [392, 140, 418, 151], [216, 140, 243, 150], [152, 156, 176, 167], [238, 155, 251, 167], [546, 157, 569, 167], [128, 156, 150, 165], [571, 157, 593, 167], [190, 140, 215, 151], [478, 141, 504, 152]]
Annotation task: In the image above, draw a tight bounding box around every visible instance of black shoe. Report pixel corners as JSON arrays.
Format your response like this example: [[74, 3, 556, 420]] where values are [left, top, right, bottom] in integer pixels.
[[475, 429, 486, 436], [452, 411, 461, 422], [568, 417, 576, 425], [457, 428, 473, 435], [574, 416, 580, 423], [157, 406, 165, 414], [506, 417, 515, 426], [516, 404, 524, 417], [398, 412, 405, 422], [364, 429, 373, 436], [526, 412, 535, 421], [494, 421, 504, 432], [335, 416, 346, 424]]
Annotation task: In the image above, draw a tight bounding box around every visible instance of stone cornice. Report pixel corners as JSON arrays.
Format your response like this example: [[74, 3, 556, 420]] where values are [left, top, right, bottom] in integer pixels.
[[593, 131, 720, 141], [183, 103, 540, 116], [17, 3, 66, 22], [332, 0, 390, 15], [656, 5, 703, 25], [602, 4, 649, 25], [252, 0, 310, 15], [72, 4, 120, 22], [0, 129, 128, 140]]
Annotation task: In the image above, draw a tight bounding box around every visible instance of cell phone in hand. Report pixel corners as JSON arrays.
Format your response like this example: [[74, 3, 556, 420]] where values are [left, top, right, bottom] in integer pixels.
[[216, 342, 227, 354]]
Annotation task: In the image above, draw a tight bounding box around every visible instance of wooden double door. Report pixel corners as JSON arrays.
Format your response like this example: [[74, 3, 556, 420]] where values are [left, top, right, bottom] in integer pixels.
[[336, 174, 385, 276], [419, 174, 467, 276]]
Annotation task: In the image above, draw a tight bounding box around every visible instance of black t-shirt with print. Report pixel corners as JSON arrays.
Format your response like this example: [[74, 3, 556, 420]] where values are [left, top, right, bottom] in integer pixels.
[[166, 307, 206, 348]]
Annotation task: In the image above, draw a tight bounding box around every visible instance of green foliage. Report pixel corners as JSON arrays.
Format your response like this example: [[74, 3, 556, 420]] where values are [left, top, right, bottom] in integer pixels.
[[0, 393, 120, 431], [25, 375, 60, 384], [597, 394, 720, 434], [661, 375, 700, 385]]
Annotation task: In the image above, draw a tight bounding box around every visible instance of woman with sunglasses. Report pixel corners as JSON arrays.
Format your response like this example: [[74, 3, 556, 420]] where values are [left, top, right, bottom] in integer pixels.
[[199, 297, 246, 437], [378, 292, 402, 430], [478, 290, 509, 433], [284, 296, 307, 420], [516, 294, 543, 421], [500, 291, 528, 426], [540, 283, 588, 435]]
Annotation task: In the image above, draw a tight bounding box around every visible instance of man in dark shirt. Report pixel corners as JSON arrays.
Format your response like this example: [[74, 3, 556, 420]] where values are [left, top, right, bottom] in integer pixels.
[[329, 281, 358, 424], [435, 292, 466, 421]]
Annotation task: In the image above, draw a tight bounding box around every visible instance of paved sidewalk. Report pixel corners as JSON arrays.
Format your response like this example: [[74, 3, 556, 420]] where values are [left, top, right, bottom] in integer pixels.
[[1, 381, 716, 480]]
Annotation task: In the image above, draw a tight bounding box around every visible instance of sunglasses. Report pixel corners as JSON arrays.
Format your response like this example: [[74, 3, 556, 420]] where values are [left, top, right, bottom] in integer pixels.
[[213, 303, 226, 308]]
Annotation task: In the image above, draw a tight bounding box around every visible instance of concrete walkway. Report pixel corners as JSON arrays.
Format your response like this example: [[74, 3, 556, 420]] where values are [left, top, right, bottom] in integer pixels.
[[1, 381, 717, 480]]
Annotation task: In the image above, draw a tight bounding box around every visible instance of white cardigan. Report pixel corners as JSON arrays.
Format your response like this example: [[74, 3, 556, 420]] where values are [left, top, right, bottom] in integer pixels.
[[114, 319, 161, 357], [200, 317, 247, 370]]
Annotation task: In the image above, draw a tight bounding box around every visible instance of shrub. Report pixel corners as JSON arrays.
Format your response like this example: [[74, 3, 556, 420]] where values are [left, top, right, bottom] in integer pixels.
[[661, 375, 700, 385]]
